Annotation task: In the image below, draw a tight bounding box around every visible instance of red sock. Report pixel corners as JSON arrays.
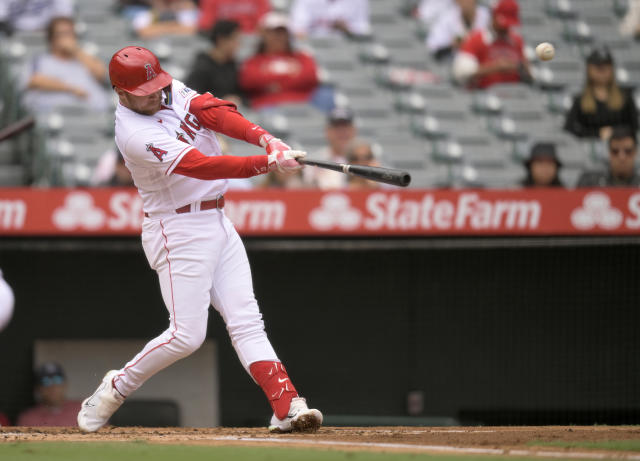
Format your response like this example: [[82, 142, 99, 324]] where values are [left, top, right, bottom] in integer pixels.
[[250, 361, 298, 420]]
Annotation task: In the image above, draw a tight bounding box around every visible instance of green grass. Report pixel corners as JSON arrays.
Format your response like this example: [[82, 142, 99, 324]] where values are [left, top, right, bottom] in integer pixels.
[[0, 442, 544, 461], [529, 440, 640, 452]]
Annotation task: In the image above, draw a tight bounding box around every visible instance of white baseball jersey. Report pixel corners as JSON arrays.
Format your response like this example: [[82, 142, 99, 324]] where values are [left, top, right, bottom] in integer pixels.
[[115, 79, 226, 214]]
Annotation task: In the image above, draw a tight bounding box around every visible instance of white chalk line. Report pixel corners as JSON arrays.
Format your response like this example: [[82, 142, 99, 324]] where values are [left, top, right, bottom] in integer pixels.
[[208, 436, 640, 460]]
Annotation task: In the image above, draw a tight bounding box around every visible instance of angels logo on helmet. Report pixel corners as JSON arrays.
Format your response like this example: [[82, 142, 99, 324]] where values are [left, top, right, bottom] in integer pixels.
[[145, 63, 157, 81]]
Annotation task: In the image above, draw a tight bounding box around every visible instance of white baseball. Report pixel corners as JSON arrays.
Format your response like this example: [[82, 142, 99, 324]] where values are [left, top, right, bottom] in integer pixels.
[[535, 42, 555, 61]]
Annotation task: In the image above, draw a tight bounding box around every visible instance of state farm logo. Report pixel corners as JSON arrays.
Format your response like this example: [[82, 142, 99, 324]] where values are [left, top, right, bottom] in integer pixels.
[[571, 192, 623, 230], [309, 193, 362, 230], [52, 192, 106, 230]]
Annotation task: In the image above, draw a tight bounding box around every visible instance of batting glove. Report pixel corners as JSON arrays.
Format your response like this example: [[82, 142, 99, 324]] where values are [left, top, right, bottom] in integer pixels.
[[260, 134, 292, 156], [268, 150, 306, 173]]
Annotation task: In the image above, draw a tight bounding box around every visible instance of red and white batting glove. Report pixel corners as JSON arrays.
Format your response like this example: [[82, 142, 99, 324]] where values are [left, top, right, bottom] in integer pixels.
[[260, 133, 292, 156], [268, 150, 306, 173]]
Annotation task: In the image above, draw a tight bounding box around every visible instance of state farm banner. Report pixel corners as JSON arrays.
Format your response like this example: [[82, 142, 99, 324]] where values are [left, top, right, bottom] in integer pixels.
[[0, 188, 639, 236]]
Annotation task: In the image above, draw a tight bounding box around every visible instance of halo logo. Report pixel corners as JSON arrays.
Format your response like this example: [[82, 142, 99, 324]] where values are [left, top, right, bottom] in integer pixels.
[[570, 192, 623, 230], [52, 192, 105, 230], [309, 193, 361, 230]]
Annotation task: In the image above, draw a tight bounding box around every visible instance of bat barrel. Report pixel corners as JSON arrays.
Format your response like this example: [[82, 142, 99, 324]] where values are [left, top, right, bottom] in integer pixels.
[[298, 159, 412, 187]]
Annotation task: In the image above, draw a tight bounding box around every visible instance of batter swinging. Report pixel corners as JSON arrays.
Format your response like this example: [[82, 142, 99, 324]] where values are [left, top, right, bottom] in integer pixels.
[[77, 46, 322, 433]]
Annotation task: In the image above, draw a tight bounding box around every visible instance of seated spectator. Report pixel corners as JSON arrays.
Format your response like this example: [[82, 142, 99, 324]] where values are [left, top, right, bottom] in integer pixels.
[[20, 17, 109, 113], [427, 0, 490, 61], [577, 125, 640, 187], [0, 0, 73, 33], [197, 0, 270, 33], [417, 0, 455, 28], [239, 13, 320, 110], [304, 107, 357, 189], [0, 269, 15, 333], [289, 0, 371, 39], [92, 147, 134, 187], [620, 0, 640, 39], [564, 47, 638, 140], [17, 362, 81, 427], [131, 0, 197, 39], [345, 139, 381, 190], [521, 142, 563, 187], [186, 20, 243, 105], [452, 0, 530, 89], [260, 170, 306, 188]]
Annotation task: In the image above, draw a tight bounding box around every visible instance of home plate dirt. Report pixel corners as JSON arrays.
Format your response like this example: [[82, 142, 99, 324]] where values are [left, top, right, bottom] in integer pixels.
[[2, 426, 640, 458]]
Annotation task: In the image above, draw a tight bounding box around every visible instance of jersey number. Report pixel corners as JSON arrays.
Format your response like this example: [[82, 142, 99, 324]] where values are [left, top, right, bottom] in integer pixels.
[[146, 143, 168, 161]]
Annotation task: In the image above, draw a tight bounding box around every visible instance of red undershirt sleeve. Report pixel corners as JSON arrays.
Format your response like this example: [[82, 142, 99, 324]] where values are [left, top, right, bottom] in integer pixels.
[[188, 93, 268, 146], [172, 149, 269, 180]]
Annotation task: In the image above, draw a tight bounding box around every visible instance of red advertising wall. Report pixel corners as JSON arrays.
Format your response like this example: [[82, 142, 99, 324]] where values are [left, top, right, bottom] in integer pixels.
[[0, 188, 639, 236]]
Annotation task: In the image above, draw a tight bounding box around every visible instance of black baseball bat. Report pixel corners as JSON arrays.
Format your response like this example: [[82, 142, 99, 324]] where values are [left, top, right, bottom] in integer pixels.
[[298, 159, 411, 187]]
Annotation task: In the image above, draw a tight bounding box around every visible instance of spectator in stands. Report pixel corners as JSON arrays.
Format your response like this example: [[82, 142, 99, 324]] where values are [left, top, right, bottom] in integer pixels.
[[131, 0, 197, 39], [186, 20, 243, 105], [92, 147, 134, 187], [346, 139, 381, 190], [577, 125, 639, 187], [197, 0, 270, 33], [521, 142, 563, 187], [427, 0, 490, 61], [260, 170, 306, 188], [117, 1, 152, 21], [20, 17, 109, 113], [620, 0, 640, 39], [0, 0, 73, 33], [304, 107, 357, 189], [452, 0, 530, 89], [564, 47, 638, 140], [417, 0, 455, 28], [239, 12, 320, 110], [289, 0, 371, 39], [17, 362, 81, 427]]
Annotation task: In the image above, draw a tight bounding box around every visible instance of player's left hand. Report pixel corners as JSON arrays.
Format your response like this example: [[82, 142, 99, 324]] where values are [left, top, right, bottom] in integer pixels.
[[268, 150, 306, 173], [260, 134, 292, 156]]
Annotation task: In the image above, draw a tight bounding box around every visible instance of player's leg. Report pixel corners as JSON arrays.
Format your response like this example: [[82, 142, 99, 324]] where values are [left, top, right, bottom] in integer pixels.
[[78, 216, 220, 432], [209, 215, 322, 432]]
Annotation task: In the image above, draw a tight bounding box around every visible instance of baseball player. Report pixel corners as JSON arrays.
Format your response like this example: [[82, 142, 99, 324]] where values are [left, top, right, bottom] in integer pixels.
[[77, 46, 322, 433], [0, 269, 14, 333]]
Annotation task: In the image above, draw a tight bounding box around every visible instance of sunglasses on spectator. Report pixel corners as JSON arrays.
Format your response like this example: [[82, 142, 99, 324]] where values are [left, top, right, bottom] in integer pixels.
[[610, 147, 635, 157], [40, 375, 65, 387]]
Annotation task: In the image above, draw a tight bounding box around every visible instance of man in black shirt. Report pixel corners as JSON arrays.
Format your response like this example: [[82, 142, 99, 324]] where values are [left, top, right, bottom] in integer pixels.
[[186, 20, 242, 103], [577, 125, 640, 187]]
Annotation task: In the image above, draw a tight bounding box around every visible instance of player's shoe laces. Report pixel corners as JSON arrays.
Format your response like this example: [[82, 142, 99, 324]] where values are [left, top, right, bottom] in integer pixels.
[[268, 397, 323, 433], [77, 370, 125, 432]]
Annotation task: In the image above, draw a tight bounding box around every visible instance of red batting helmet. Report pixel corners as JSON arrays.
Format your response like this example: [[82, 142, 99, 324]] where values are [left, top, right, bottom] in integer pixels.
[[109, 46, 172, 96]]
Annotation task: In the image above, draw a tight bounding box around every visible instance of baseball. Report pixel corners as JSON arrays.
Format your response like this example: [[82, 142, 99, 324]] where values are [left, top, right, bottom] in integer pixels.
[[535, 42, 555, 61]]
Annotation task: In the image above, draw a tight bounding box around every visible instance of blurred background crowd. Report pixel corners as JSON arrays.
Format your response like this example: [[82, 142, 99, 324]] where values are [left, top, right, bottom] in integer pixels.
[[0, 0, 639, 191]]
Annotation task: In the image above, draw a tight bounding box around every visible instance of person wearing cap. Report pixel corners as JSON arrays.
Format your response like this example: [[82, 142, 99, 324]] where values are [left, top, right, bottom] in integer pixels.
[[20, 16, 109, 113], [426, 0, 490, 61], [197, 0, 270, 33], [452, 0, 530, 89], [289, 0, 371, 39], [186, 20, 243, 105], [577, 125, 640, 187], [521, 142, 564, 187], [564, 46, 638, 140], [17, 362, 81, 426], [304, 107, 357, 189], [239, 12, 320, 109]]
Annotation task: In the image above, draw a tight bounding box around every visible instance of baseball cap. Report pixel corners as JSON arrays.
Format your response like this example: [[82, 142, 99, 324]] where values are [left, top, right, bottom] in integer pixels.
[[327, 106, 355, 125], [493, 0, 520, 29], [526, 142, 562, 166], [259, 12, 289, 30], [35, 362, 66, 387], [586, 46, 613, 65]]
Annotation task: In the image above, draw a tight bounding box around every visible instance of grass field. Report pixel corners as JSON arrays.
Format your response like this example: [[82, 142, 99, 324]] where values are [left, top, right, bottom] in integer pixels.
[[0, 442, 541, 461], [529, 439, 640, 452]]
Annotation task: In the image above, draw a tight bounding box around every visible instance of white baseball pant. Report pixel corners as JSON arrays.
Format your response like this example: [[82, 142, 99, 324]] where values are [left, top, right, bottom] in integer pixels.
[[0, 270, 14, 332], [113, 208, 279, 396]]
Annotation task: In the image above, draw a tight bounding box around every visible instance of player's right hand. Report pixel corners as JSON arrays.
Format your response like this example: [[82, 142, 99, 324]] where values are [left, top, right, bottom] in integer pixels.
[[268, 150, 306, 173]]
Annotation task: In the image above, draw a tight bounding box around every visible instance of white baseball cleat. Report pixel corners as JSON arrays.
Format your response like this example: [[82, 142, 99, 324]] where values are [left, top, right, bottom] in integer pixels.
[[77, 370, 125, 432], [268, 397, 323, 433]]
